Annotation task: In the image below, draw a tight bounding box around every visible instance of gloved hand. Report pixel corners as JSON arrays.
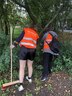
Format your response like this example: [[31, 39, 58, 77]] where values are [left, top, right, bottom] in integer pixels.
[[10, 44, 15, 49]]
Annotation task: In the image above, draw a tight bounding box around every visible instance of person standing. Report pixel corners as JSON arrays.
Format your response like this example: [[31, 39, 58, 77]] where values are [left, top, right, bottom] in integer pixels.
[[40, 26, 59, 81], [10, 24, 39, 91]]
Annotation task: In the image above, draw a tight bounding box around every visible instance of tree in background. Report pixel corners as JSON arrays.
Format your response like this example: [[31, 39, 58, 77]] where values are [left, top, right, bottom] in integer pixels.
[[12, 0, 72, 32], [0, 0, 21, 35], [0, 0, 72, 79], [0, 0, 71, 35]]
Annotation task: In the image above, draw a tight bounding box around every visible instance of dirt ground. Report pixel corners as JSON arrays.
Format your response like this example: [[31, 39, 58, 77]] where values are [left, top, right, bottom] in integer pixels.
[[2, 72, 72, 96]]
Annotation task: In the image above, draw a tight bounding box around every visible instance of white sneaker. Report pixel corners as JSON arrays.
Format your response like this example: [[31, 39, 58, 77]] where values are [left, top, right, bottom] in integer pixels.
[[26, 76, 32, 83], [18, 85, 24, 91]]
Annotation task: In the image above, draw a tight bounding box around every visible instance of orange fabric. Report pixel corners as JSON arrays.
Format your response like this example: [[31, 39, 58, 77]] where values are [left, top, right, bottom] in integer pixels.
[[20, 28, 39, 48], [44, 33, 53, 49]]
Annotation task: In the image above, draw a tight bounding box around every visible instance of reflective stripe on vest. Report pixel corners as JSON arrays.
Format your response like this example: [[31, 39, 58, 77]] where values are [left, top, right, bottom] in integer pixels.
[[23, 37, 36, 44], [20, 42, 36, 48], [20, 28, 39, 48]]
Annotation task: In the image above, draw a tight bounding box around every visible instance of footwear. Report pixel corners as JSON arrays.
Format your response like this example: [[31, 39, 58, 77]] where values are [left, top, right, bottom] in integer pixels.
[[18, 85, 24, 91], [41, 76, 48, 81], [26, 76, 32, 83], [49, 69, 52, 74]]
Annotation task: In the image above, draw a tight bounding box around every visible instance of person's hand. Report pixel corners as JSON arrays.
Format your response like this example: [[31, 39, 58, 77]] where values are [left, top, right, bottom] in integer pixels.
[[41, 49, 43, 51], [10, 44, 15, 49]]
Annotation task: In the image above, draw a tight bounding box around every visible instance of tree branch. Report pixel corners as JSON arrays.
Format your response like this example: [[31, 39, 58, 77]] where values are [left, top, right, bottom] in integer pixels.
[[24, 0, 36, 24], [39, 5, 64, 41], [43, 5, 64, 32], [12, 0, 37, 24]]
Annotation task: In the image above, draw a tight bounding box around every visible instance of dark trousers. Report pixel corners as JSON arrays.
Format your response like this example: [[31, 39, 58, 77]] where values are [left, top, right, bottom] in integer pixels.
[[42, 52, 53, 77]]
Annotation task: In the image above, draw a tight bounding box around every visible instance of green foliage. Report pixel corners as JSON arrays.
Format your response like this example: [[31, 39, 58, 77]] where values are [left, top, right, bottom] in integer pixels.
[[13, 28, 21, 38], [0, 46, 10, 73], [0, 31, 19, 75], [61, 42, 72, 75], [0, 31, 72, 76], [33, 48, 43, 76], [25, 91, 33, 96], [0, 31, 6, 55], [18, 16, 31, 28], [33, 42, 72, 76], [0, 32, 11, 73], [0, 32, 72, 95], [53, 42, 72, 75], [0, 46, 19, 73], [0, 32, 6, 45], [52, 56, 63, 72], [12, 0, 72, 31]]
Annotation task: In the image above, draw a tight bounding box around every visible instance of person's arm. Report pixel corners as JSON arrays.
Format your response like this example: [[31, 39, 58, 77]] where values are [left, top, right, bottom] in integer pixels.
[[13, 31, 24, 47], [40, 32, 48, 47]]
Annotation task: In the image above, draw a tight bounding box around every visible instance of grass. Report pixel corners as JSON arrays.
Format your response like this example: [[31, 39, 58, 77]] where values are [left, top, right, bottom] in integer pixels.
[[13, 27, 22, 38], [58, 32, 72, 41]]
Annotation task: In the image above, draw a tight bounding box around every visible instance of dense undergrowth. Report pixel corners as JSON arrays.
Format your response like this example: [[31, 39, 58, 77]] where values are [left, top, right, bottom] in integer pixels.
[[0, 31, 72, 93]]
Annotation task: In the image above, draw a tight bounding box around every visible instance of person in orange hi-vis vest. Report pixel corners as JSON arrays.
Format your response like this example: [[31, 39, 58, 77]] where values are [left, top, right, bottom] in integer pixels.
[[10, 24, 39, 91], [40, 25, 59, 81]]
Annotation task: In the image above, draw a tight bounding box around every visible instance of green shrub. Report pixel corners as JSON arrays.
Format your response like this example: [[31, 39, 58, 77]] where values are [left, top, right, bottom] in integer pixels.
[[0, 46, 19, 73], [0, 46, 10, 73], [53, 42, 72, 75], [0, 32, 72, 77], [0, 31, 6, 55], [33, 41, 72, 76], [0, 31, 19, 75]]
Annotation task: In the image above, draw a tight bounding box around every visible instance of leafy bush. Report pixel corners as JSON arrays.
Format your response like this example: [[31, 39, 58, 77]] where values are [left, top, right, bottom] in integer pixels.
[[53, 42, 72, 75], [0, 46, 19, 73], [0, 32, 72, 77], [0, 46, 10, 73], [33, 42, 72, 76], [0, 32, 19, 75], [33, 48, 43, 70], [0, 31, 6, 55]]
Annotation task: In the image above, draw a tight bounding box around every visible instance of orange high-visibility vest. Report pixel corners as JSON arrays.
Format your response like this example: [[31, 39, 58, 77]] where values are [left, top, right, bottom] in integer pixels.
[[20, 28, 39, 48], [44, 33, 53, 49]]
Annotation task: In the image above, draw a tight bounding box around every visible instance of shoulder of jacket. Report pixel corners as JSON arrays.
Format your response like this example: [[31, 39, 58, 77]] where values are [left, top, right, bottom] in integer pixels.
[[49, 31, 58, 37]]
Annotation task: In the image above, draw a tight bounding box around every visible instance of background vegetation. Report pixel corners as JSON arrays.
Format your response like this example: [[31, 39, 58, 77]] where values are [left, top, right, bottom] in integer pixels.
[[0, 0, 72, 95]]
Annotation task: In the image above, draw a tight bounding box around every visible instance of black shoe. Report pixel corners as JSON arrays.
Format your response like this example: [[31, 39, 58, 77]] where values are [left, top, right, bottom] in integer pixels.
[[49, 69, 52, 74], [41, 76, 48, 81], [49, 72, 52, 75]]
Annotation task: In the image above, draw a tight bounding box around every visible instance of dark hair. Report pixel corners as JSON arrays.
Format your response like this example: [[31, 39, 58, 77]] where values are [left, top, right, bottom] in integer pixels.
[[45, 24, 53, 31]]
